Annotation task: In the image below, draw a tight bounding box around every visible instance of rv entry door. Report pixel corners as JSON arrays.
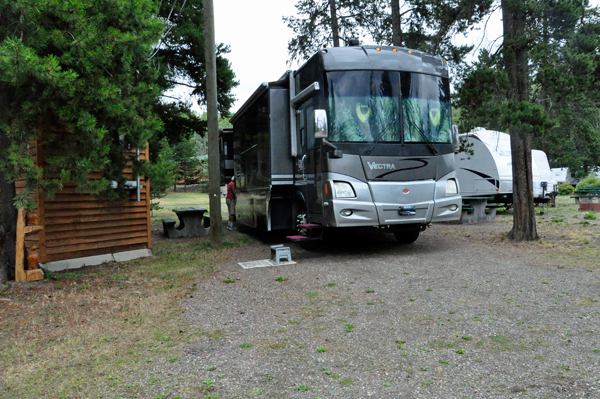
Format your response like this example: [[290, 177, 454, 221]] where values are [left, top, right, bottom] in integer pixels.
[[294, 100, 326, 223]]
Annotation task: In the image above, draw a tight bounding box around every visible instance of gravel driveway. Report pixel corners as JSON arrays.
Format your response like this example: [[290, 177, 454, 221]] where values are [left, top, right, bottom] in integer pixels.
[[158, 223, 599, 398]]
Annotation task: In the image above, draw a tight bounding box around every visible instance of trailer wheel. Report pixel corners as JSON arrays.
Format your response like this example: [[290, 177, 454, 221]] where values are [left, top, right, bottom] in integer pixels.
[[394, 231, 419, 244]]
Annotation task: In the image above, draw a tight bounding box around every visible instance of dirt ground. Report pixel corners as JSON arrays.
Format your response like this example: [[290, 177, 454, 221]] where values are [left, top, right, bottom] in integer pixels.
[[1, 197, 599, 398]]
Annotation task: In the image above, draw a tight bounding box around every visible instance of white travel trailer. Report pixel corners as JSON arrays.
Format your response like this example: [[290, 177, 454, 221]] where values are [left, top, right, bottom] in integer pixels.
[[551, 167, 570, 184], [532, 150, 559, 200], [455, 128, 558, 206]]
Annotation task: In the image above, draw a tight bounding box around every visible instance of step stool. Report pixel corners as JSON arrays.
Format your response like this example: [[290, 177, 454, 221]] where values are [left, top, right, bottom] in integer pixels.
[[270, 245, 292, 264]]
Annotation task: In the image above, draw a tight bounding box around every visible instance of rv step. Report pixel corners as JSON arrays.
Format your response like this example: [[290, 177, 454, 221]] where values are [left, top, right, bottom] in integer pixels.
[[298, 223, 322, 229], [286, 235, 321, 242]]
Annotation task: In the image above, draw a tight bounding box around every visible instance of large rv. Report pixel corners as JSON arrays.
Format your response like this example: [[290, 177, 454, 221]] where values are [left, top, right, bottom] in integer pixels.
[[455, 128, 558, 205], [230, 45, 462, 244]]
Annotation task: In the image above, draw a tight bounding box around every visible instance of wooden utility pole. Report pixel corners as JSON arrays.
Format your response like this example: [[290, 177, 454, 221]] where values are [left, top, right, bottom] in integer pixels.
[[204, 0, 222, 245], [391, 0, 402, 47], [329, 0, 340, 47]]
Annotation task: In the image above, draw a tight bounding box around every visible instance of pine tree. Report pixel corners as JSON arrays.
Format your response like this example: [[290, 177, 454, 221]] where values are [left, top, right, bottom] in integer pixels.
[[285, 0, 494, 64]]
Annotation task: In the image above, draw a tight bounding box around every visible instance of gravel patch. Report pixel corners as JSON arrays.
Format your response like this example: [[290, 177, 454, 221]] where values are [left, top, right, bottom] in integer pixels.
[[142, 222, 600, 398]]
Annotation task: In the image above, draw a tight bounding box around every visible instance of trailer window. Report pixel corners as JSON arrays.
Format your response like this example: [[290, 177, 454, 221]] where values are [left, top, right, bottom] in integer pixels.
[[326, 71, 400, 143], [401, 73, 452, 144]]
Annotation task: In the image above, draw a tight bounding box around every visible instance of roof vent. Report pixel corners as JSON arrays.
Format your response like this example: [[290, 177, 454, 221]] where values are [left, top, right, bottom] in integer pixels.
[[347, 39, 360, 47]]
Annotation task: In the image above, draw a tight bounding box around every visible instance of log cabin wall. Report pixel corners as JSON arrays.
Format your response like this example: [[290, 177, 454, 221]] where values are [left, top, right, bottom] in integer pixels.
[[15, 134, 152, 265]]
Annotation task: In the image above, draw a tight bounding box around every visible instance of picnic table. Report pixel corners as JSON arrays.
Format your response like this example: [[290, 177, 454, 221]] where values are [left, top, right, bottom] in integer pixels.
[[162, 207, 210, 238], [571, 188, 600, 211], [460, 197, 498, 224]]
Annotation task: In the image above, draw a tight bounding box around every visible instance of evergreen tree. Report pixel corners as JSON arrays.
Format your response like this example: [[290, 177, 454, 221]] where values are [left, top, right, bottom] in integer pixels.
[[284, 0, 493, 64], [173, 137, 201, 192], [0, 0, 164, 205], [146, 138, 178, 213], [457, 1, 600, 179], [154, 0, 238, 126]]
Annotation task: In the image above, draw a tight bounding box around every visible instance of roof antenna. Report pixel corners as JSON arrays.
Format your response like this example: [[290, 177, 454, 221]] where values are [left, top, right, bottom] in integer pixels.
[[340, 37, 360, 47]]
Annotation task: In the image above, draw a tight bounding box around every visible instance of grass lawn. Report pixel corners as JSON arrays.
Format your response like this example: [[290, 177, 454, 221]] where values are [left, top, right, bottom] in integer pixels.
[[0, 189, 252, 399], [151, 188, 229, 224]]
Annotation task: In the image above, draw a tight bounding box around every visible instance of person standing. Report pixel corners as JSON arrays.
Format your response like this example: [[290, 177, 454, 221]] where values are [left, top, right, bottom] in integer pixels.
[[226, 176, 236, 230]]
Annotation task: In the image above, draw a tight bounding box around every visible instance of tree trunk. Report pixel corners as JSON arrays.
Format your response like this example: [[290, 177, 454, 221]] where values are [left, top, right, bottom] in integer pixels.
[[329, 0, 340, 47], [204, 0, 223, 245], [391, 0, 402, 46], [502, 0, 539, 241], [0, 131, 17, 284]]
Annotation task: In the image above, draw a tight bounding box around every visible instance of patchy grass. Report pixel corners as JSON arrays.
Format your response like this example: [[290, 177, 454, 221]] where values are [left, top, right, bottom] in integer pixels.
[[0, 235, 253, 399], [151, 189, 228, 223], [464, 197, 600, 269]]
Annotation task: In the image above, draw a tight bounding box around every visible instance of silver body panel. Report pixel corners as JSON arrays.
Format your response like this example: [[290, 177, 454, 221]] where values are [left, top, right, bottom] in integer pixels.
[[325, 172, 461, 228]]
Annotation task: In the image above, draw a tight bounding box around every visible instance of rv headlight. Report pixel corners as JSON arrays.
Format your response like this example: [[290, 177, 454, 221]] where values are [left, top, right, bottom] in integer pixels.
[[446, 178, 458, 195], [334, 182, 356, 198]]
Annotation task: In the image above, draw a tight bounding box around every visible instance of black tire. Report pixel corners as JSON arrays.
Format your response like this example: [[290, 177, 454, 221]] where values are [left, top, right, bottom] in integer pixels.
[[393, 230, 419, 244]]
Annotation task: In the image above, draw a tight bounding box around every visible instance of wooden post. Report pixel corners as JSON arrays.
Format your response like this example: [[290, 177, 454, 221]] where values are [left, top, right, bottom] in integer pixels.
[[204, 0, 222, 246], [15, 209, 44, 282], [15, 209, 26, 282]]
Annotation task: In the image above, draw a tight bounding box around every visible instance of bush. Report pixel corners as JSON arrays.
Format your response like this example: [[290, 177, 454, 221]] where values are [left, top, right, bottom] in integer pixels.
[[558, 183, 575, 195], [576, 174, 600, 190], [198, 180, 210, 193]]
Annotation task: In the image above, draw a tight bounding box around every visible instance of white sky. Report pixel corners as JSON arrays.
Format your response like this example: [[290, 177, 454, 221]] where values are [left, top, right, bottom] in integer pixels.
[[174, 0, 599, 114]]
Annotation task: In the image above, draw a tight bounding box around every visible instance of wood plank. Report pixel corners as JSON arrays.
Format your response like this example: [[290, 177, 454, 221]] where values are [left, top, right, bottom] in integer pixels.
[[37, 136, 47, 262], [42, 243, 148, 263], [15, 209, 26, 282], [44, 212, 148, 225], [46, 225, 148, 241], [44, 201, 148, 210], [44, 192, 148, 202], [46, 236, 149, 255], [43, 207, 148, 218], [26, 269, 44, 282], [45, 183, 147, 192], [146, 177, 152, 249], [24, 225, 43, 235], [46, 229, 148, 248], [44, 218, 148, 234]]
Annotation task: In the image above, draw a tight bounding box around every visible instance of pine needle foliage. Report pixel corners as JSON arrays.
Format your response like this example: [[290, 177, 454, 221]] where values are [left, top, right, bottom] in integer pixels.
[[0, 0, 164, 208]]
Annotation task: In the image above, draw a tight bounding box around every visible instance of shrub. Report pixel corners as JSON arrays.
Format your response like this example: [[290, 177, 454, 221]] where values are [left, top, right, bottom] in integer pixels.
[[558, 183, 575, 196], [576, 174, 600, 190]]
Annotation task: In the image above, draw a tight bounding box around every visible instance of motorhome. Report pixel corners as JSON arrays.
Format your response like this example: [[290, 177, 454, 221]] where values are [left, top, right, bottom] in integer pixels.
[[230, 44, 462, 244], [455, 128, 558, 206]]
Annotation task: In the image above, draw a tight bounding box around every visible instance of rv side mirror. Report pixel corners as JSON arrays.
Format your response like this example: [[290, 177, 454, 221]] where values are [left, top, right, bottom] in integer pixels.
[[314, 109, 328, 139], [452, 125, 459, 149]]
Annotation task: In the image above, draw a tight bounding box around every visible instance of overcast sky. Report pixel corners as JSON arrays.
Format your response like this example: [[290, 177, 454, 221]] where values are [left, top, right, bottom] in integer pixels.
[[175, 0, 598, 114]]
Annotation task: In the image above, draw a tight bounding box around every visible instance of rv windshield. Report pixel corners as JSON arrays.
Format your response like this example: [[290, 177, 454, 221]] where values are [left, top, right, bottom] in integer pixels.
[[326, 71, 452, 144], [327, 71, 401, 143], [402, 73, 451, 144]]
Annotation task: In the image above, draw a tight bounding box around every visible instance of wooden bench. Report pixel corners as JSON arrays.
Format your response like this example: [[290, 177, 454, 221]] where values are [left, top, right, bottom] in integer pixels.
[[571, 189, 600, 211]]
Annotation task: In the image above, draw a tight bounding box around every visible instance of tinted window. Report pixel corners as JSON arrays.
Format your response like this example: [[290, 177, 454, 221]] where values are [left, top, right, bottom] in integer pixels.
[[401, 73, 452, 143], [326, 70, 401, 143]]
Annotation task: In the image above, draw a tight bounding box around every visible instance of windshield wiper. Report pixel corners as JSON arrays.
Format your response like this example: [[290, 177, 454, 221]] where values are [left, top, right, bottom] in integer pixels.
[[363, 119, 397, 155], [407, 120, 438, 155]]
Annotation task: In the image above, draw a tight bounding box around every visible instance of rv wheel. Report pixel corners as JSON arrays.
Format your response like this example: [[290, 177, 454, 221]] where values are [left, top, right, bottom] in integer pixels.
[[394, 231, 419, 244]]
